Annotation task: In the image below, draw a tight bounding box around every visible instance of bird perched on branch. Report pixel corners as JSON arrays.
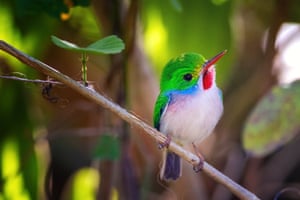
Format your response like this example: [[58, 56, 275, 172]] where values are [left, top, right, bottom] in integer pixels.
[[153, 51, 226, 181]]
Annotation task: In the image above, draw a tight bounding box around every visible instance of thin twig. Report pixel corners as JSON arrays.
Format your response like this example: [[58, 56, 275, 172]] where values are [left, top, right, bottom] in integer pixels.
[[0, 40, 260, 200], [0, 75, 95, 85], [0, 75, 62, 84]]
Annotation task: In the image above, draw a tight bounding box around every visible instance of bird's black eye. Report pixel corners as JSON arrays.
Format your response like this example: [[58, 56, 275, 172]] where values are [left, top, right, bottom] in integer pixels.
[[183, 73, 193, 81]]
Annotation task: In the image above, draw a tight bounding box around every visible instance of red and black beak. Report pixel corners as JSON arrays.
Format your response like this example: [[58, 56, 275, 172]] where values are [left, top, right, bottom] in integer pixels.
[[202, 50, 227, 72]]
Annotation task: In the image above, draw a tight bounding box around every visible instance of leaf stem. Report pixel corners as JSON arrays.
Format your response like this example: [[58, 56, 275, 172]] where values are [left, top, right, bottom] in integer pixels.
[[81, 51, 88, 86]]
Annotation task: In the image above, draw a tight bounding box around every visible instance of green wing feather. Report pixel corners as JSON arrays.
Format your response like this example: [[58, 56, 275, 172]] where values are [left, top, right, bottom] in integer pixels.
[[153, 93, 170, 131]]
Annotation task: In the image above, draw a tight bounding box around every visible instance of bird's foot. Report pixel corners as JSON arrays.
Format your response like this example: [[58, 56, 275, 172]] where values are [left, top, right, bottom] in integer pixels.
[[192, 143, 205, 173], [158, 135, 171, 149]]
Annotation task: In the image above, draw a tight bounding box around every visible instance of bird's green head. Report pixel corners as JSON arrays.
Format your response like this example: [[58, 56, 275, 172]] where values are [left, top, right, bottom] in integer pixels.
[[160, 51, 226, 93]]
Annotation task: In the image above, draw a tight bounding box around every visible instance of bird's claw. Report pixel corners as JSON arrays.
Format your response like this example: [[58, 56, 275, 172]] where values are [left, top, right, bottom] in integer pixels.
[[192, 142, 205, 173], [158, 135, 171, 149], [193, 159, 204, 173]]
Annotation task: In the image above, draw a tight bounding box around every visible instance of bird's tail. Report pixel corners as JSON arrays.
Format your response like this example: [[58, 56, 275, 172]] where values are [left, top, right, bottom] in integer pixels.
[[160, 151, 181, 181]]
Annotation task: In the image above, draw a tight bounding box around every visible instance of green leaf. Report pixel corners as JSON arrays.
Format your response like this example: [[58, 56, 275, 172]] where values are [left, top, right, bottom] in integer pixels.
[[51, 35, 125, 54], [242, 81, 300, 157], [51, 35, 85, 52], [86, 35, 125, 54], [93, 134, 120, 161]]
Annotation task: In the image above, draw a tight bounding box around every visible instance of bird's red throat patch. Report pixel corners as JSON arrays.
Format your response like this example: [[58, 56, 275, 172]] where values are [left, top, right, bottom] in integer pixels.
[[203, 70, 213, 90]]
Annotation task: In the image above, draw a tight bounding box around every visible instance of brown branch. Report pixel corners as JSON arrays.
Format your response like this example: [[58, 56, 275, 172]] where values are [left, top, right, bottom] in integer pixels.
[[0, 40, 260, 200]]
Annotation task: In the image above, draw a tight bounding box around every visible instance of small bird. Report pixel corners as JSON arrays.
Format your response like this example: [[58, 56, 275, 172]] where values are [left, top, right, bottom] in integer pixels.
[[153, 51, 226, 181]]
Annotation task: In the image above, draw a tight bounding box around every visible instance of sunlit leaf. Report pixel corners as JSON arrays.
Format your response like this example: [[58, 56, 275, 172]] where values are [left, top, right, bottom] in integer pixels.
[[51, 35, 125, 54], [93, 134, 120, 160], [242, 81, 300, 157], [72, 168, 99, 200]]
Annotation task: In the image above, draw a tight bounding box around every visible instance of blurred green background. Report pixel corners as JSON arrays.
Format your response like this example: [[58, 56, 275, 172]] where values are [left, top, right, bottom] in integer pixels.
[[1, 0, 300, 199]]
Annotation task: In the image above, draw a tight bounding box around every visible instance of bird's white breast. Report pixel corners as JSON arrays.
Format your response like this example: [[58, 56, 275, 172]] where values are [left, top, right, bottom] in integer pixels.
[[160, 86, 223, 145]]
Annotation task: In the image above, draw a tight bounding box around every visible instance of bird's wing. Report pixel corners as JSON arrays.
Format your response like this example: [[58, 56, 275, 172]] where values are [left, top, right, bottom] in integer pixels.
[[153, 93, 170, 131]]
